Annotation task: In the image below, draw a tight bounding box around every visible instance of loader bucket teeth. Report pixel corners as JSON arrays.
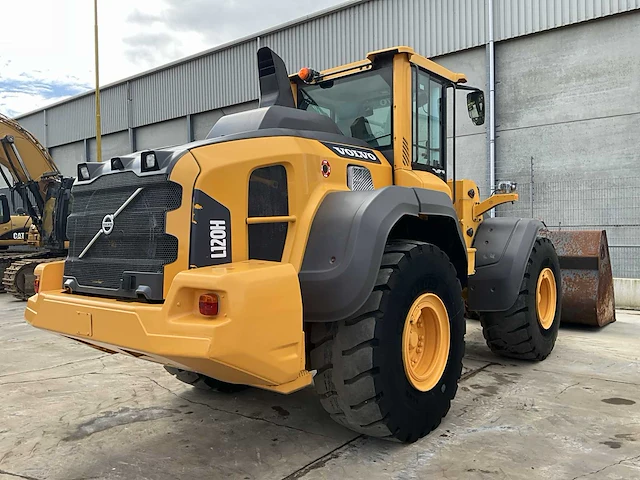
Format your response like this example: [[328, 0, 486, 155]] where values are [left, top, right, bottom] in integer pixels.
[[545, 230, 616, 327]]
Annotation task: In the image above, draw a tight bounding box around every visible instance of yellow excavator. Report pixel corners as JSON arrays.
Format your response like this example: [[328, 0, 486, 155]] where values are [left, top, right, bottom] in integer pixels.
[[24, 46, 614, 442], [0, 113, 73, 298]]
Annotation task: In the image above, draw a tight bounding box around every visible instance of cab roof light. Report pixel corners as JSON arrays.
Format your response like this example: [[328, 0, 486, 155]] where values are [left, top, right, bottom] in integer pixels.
[[111, 157, 124, 171], [141, 151, 159, 172], [78, 163, 90, 181]]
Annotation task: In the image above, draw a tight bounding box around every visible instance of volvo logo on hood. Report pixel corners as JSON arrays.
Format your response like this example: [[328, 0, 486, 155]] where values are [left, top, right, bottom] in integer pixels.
[[102, 214, 114, 235], [321, 141, 381, 164], [78, 187, 144, 259]]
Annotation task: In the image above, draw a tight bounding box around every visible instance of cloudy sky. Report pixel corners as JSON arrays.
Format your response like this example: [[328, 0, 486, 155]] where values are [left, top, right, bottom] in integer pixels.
[[0, 0, 347, 117]]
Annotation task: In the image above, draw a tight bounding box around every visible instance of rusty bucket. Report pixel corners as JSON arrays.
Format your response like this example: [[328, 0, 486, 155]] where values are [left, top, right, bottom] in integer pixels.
[[545, 230, 616, 327]]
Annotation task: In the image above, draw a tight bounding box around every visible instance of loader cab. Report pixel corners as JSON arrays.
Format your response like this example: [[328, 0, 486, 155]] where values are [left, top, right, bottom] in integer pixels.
[[293, 46, 485, 185]]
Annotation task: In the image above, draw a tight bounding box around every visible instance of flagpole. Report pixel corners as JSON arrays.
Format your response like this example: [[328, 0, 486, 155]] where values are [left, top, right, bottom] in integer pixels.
[[94, 0, 102, 162]]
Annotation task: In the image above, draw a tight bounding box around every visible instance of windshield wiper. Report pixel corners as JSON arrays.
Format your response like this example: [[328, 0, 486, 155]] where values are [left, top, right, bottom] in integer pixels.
[[298, 89, 319, 109], [367, 132, 391, 143]]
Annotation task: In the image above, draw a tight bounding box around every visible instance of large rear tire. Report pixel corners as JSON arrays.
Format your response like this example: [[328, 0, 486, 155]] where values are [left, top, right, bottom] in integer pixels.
[[480, 237, 562, 361], [164, 367, 248, 393], [309, 241, 465, 443]]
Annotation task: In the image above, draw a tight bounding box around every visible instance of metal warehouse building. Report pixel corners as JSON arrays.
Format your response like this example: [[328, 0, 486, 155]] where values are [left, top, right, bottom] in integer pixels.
[[9, 0, 640, 277]]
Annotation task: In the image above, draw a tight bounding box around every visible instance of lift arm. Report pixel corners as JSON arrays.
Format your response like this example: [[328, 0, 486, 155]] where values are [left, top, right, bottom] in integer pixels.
[[473, 193, 519, 219]]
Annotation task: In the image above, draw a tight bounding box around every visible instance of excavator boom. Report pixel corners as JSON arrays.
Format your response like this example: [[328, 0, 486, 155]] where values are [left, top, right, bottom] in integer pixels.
[[0, 113, 72, 299], [0, 114, 59, 184]]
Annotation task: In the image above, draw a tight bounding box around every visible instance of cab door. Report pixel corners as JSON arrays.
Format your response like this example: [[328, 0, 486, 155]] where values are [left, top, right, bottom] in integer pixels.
[[393, 63, 451, 198], [0, 195, 12, 244]]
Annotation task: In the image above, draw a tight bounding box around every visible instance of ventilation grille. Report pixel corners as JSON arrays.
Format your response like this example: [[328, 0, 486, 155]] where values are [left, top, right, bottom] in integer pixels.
[[248, 165, 288, 262], [64, 172, 181, 293], [347, 165, 374, 191], [402, 138, 410, 166]]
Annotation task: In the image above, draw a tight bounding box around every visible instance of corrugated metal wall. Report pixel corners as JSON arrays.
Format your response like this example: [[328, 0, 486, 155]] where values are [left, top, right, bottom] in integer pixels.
[[495, 0, 640, 39], [15, 112, 45, 143], [47, 84, 129, 147], [130, 41, 258, 127], [16, 0, 639, 148], [263, 0, 487, 73]]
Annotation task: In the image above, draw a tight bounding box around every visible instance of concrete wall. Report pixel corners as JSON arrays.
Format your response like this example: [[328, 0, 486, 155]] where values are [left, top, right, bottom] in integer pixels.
[[614, 278, 640, 310], [491, 12, 640, 276], [434, 46, 489, 194], [495, 11, 640, 182]]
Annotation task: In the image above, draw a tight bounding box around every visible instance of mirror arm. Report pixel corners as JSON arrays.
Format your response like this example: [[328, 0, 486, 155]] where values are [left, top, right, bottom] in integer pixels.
[[455, 85, 482, 92]]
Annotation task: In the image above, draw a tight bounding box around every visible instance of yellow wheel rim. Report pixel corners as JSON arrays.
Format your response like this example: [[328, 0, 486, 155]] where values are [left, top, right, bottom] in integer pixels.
[[536, 268, 557, 330], [402, 293, 450, 392]]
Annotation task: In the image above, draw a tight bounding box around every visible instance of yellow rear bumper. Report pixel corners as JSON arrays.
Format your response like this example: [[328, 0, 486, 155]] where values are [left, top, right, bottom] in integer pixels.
[[25, 260, 311, 393]]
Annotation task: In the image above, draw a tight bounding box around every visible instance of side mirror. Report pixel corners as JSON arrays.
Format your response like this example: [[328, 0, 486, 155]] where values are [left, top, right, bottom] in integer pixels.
[[0, 195, 9, 224], [467, 91, 485, 126]]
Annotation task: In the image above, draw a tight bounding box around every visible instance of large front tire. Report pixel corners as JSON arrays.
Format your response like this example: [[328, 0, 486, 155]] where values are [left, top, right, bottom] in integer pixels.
[[309, 241, 465, 443], [480, 237, 562, 361]]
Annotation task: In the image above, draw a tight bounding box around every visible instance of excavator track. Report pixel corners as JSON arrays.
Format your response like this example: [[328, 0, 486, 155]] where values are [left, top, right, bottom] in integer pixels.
[[0, 252, 44, 293], [1, 253, 61, 300]]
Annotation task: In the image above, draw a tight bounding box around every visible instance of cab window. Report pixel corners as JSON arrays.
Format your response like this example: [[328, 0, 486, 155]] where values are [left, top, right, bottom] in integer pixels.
[[412, 67, 446, 177], [297, 67, 393, 149]]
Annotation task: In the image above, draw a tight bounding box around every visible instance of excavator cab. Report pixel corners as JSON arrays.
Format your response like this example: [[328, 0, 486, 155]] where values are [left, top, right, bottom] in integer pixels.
[[0, 193, 31, 249]]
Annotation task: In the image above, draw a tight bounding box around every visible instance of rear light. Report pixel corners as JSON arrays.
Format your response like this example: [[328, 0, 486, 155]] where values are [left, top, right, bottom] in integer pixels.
[[199, 293, 219, 316], [34, 276, 40, 293]]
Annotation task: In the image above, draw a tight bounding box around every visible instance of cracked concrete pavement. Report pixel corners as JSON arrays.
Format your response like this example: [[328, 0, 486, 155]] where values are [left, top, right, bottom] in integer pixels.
[[1, 295, 639, 479]]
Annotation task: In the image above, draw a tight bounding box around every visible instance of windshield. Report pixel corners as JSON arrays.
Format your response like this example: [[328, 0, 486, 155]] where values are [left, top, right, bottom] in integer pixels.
[[296, 68, 393, 149]]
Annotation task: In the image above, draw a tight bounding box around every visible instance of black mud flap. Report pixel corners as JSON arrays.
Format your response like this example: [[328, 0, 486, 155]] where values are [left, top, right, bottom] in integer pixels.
[[468, 217, 543, 312]]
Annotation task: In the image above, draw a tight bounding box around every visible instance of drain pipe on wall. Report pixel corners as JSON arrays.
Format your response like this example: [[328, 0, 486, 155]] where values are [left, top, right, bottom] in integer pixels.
[[487, 0, 496, 216]]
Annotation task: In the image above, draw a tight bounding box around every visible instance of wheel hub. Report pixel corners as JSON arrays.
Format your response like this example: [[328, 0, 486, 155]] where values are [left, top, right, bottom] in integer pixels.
[[402, 293, 450, 392], [536, 267, 557, 330]]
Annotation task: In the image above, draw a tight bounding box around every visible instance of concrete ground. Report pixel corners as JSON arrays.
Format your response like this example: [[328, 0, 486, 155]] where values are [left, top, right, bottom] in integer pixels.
[[1, 295, 639, 480]]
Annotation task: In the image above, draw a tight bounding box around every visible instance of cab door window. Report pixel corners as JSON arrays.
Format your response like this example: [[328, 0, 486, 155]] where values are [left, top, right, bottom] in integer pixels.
[[412, 67, 445, 177]]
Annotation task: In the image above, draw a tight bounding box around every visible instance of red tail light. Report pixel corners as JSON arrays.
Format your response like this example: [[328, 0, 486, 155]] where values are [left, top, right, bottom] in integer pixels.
[[34, 276, 40, 293], [199, 293, 219, 316]]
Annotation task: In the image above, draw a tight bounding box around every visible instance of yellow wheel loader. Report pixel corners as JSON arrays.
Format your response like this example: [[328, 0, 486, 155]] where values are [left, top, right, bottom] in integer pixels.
[[0, 114, 73, 298], [25, 46, 613, 443]]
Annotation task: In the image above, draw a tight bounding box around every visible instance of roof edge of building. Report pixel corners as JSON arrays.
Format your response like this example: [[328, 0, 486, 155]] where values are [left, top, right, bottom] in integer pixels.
[[14, 0, 372, 120]]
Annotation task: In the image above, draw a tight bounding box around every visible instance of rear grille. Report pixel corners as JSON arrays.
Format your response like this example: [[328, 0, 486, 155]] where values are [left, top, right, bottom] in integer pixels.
[[64, 172, 181, 295]]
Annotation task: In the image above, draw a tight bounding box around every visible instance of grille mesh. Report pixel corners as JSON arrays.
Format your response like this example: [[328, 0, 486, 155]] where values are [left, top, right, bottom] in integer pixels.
[[64, 172, 181, 292], [347, 165, 374, 191]]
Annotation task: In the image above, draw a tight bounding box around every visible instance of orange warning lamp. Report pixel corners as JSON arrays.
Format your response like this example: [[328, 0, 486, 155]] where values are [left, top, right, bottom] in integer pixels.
[[298, 66, 319, 83]]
